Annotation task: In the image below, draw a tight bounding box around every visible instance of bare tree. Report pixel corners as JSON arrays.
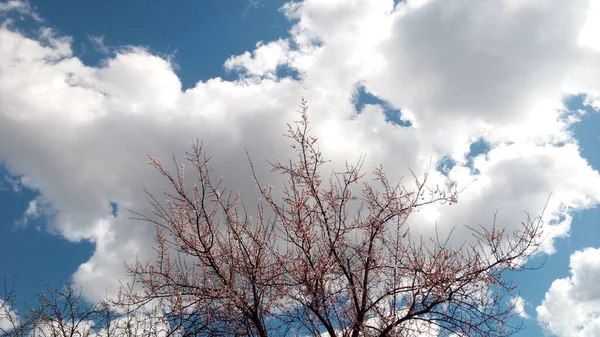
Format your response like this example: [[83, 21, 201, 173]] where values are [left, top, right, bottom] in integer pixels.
[[0, 277, 33, 337], [30, 284, 101, 337], [109, 278, 177, 337], [124, 99, 544, 337], [0, 280, 172, 337]]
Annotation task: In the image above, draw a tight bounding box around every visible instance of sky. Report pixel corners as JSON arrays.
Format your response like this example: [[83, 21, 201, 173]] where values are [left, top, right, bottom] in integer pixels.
[[1, 0, 600, 336]]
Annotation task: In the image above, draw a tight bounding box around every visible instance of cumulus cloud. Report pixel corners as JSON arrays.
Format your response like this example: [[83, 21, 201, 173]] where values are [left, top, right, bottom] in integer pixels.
[[0, 0, 600, 305], [537, 247, 600, 336], [224, 39, 290, 78]]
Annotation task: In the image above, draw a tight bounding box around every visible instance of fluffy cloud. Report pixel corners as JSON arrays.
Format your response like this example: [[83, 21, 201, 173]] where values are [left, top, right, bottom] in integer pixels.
[[511, 296, 529, 319], [1, 0, 600, 305], [224, 39, 291, 77], [0, 300, 18, 333], [537, 247, 600, 336]]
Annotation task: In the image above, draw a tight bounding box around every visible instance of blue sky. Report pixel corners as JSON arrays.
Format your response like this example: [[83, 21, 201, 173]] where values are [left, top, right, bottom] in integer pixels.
[[25, 0, 291, 89], [1, 0, 600, 336]]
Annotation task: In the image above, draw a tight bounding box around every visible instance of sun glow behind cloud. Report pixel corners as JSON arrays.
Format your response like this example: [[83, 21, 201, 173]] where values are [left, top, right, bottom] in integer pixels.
[[579, 0, 600, 51]]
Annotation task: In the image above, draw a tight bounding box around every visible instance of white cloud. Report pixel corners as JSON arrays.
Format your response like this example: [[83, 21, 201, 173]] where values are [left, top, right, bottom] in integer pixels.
[[224, 39, 290, 78], [579, 0, 600, 51], [511, 296, 529, 319], [537, 247, 600, 337], [15, 198, 39, 227], [0, 300, 18, 333], [15, 196, 54, 229], [0, 0, 600, 306]]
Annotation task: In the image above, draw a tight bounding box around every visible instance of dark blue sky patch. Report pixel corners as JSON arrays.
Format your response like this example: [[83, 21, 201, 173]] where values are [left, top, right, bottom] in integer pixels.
[[0, 165, 94, 313], [564, 93, 592, 113], [275, 64, 301, 80], [26, 0, 291, 90], [353, 84, 412, 127], [109, 201, 118, 218], [566, 94, 600, 170], [465, 138, 491, 174], [436, 156, 456, 176], [0, 5, 44, 41], [466, 138, 491, 159], [0, 166, 35, 225]]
